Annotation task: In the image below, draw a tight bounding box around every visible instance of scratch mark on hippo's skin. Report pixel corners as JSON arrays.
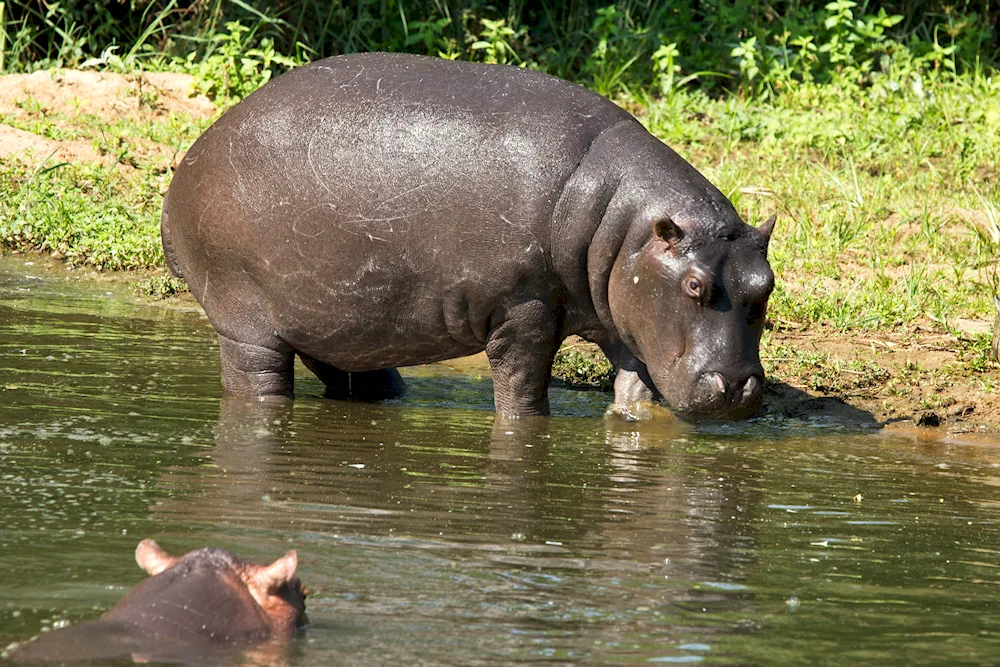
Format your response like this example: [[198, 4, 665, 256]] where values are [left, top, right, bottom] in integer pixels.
[[307, 127, 332, 196], [339, 257, 380, 290], [339, 65, 365, 90], [498, 214, 547, 263], [405, 246, 440, 274], [226, 134, 238, 192], [375, 181, 435, 209]]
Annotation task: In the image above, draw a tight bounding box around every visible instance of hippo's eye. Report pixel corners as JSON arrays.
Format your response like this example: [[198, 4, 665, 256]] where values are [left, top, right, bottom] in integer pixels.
[[683, 276, 703, 300]]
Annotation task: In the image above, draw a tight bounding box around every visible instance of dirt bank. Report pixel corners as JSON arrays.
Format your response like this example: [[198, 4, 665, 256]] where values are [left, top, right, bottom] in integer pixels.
[[0, 69, 215, 167]]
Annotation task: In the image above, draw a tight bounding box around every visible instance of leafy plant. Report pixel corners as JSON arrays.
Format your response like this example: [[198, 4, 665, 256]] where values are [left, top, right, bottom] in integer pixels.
[[552, 348, 615, 391], [404, 16, 455, 58], [470, 17, 525, 65], [188, 21, 298, 105], [583, 5, 645, 97]]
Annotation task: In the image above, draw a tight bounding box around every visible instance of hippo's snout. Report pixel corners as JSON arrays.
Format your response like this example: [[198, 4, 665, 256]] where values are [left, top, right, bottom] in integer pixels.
[[677, 371, 764, 421]]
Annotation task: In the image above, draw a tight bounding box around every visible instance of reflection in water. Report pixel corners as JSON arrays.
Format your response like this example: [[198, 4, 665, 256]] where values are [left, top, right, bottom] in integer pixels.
[[4, 255, 1000, 665], [160, 398, 764, 664]]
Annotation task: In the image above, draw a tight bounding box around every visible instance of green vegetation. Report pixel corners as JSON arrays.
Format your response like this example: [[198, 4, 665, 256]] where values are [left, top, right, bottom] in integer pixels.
[[0, 107, 208, 270], [552, 346, 616, 390], [2, 1, 996, 99], [1, 161, 167, 270]]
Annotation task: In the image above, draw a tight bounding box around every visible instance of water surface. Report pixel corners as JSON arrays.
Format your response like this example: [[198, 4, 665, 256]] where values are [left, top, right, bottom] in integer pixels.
[[2, 255, 1000, 665]]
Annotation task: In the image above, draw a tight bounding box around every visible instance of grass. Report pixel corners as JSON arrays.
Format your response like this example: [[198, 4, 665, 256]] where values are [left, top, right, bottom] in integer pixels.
[[1, 160, 166, 270], [552, 346, 615, 391], [0, 100, 209, 270]]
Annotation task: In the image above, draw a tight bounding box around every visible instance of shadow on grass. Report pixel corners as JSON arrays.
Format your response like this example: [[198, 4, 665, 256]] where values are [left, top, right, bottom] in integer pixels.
[[761, 379, 880, 426]]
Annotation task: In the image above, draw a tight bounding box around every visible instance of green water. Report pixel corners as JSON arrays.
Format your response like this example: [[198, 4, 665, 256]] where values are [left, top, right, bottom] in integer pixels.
[[2, 255, 1000, 665]]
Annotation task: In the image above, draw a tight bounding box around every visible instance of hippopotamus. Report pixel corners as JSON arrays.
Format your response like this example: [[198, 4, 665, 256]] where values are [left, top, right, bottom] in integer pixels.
[[6, 540, 306, 664], [161, 52, 775, 421]]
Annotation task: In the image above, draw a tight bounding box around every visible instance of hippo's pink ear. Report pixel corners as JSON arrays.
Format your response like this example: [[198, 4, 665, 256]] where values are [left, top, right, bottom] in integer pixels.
[[653, 217, 684, 251], [135, 539, 179, 576], [758, 213, 777, 249], [260, 550, 298, 591]]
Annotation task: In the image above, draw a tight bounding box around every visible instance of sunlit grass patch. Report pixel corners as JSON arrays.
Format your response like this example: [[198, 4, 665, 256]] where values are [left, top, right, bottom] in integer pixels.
[[0, 160, 167, 270], [552, 346, 615, 391], [641, 75, 1000, 334]]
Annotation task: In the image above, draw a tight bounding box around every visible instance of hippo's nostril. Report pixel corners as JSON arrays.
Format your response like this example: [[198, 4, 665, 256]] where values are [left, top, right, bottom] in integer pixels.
[[709, 372, 726, 396], [742, 376, 760, 401]]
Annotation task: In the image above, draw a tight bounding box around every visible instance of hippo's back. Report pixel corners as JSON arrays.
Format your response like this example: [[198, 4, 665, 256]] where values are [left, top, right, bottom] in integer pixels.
[[162, 53, 635, 368]]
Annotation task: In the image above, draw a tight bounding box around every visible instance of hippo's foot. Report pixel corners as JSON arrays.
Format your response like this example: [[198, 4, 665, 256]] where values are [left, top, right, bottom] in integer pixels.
[[218, 335, 294, 398], [605, 400, 675, 422], [298, 353, 406, 400], [606, 364, 661, 421]]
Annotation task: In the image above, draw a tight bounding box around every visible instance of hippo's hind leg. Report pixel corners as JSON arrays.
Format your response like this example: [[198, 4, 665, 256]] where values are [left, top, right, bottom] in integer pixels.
[[218, 334, 295, 398], [298, 352, 406, 400]]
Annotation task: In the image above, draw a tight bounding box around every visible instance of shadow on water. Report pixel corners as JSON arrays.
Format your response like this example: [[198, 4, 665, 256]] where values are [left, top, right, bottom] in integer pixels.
[[4, 255, 1000, 665]]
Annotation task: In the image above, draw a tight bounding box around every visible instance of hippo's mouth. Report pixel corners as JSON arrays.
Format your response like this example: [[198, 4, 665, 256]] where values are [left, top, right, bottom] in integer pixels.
[[658, 371, 765, 422]]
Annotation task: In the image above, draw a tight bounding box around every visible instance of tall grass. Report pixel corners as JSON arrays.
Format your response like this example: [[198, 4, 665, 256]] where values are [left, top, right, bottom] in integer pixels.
[[0, 1, 996, 101]]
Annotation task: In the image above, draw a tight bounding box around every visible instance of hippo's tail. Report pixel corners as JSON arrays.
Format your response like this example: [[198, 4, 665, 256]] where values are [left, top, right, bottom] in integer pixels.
[[160, 200, 183, 279]]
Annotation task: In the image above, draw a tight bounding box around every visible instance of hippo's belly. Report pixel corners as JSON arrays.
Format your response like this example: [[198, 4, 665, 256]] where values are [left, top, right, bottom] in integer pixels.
[[228, 202, 553, 371]]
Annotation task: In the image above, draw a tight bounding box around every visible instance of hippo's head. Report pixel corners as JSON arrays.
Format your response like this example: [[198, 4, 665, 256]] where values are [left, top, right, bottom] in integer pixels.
[[134, 539, 308, 635], [608, 214, 775, 421]]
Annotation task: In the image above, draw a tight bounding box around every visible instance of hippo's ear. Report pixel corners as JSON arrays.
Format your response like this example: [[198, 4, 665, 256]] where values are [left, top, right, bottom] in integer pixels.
[[259, 550, 298, 591], [135, 539, 179, 576], [758, 213, 777, 249], [653, 217, 684, 251]]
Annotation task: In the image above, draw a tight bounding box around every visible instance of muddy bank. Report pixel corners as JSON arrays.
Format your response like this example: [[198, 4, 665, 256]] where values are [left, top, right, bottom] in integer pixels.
[[551, 334, 1000, 434]]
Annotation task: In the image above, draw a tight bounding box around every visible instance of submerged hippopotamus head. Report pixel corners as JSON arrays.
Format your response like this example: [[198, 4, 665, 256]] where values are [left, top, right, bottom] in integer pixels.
[[130, 539, 308, 638], [609, 214, 775, 421], [7, 540, 307, 664]]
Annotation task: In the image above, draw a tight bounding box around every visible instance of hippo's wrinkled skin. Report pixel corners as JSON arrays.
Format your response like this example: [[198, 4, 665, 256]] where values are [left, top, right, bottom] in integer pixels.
[[162, 52, 775, 421], [7, 540, 307, 664]]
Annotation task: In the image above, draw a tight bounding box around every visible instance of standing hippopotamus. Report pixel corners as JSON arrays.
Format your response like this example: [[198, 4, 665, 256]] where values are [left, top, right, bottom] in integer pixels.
[[7, 540, 306, 664], [162, 52, 775, 421]]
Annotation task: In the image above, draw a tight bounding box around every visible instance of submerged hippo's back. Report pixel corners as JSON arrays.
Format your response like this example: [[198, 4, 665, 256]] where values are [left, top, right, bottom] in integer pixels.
[[162, 52, 634, 368]]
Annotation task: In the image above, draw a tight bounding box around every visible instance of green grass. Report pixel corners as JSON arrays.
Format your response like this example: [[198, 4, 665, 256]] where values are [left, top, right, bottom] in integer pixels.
[[552, 347, 615, 391], [0, 99, 209, 270], [0, 160, 166, 270], [640, 74, 1000, 333]]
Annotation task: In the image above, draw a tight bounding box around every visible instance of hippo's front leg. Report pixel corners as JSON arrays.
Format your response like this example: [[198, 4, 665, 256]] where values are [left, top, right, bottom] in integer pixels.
[[602, 342, 662, 420], [485, 301, 559, 418]]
